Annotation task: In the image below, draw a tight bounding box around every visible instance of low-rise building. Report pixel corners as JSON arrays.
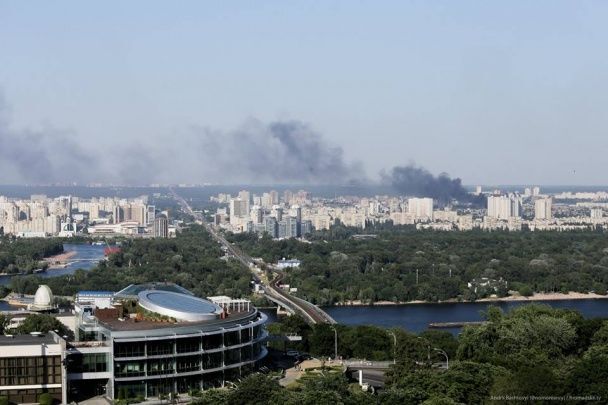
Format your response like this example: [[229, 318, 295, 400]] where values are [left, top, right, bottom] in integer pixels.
[[0, 332, 67, 404]]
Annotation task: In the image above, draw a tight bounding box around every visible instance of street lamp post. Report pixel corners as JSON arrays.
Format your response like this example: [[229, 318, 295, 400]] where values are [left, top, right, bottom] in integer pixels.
[[434, 348, 449, 370], [388, 331, 397, 364], [330, 325, 338, 361], [417, 337, 431, 365]]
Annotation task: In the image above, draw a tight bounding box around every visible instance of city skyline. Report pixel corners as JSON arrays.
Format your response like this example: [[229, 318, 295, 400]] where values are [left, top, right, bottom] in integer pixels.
[[2, 1, 608, 185]]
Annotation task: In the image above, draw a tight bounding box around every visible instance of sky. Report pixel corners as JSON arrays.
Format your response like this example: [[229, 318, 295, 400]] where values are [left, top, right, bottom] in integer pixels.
[[1, 1, 607, 185]]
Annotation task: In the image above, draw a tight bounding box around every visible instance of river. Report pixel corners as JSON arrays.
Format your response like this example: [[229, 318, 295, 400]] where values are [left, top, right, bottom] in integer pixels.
[[323, 299, 608, 333], [0, 243, 106, 287], [2, 243, 607, 332]]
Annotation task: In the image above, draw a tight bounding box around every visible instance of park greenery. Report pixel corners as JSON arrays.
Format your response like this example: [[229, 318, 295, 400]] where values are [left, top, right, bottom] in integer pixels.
[[228, 225, 608, 305], [203, 305, 608, 404], [7, 225, 251, 299], [0, 236, 63, 274]]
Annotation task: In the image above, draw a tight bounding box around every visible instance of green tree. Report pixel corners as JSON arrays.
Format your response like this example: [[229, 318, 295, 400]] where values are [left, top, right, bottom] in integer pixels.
[[192, 389, 231, 404], [0, 314, 8, 335], [17, 314, 73, 340], [228, 374, 282, 405]]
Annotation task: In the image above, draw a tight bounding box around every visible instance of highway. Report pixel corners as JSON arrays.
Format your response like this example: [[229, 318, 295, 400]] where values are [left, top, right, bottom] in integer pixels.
[[170, 188, 336, 325]]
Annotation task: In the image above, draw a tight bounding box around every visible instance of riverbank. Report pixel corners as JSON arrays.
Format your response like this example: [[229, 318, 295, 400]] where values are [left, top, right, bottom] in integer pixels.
[[477, 291, 608, 302], [44, 250, 77, 268], [331, 292, 608, 307]]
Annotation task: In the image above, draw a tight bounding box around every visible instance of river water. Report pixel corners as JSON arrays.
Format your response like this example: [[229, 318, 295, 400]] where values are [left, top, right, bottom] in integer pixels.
[[323, 299, 608, 333], [0, 243, 106, 287], [2, 244, 607, 332]]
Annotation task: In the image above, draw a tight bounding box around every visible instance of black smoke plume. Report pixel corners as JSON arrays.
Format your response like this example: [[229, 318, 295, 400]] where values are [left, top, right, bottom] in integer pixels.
[[384, 164, 470, 203], [186, 119, 365, 185]]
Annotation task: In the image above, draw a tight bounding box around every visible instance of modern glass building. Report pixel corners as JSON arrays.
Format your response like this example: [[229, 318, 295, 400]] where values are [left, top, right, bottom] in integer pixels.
[[68, 283, 268, 401]]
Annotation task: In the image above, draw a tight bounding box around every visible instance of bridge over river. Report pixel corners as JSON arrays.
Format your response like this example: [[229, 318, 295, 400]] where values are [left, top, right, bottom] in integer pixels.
[[170, 188, 336, 325]]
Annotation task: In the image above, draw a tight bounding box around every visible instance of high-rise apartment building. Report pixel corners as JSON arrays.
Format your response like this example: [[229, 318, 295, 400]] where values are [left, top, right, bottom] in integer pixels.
[[238, 190, 251, 213], [407, 198, 434, 221], [153, 216, 169, 238], [487, 194, 521, 220], [229, 198, 249, 226], [264, 216, 278, 238], [534, 198, 552, 220], [269, 190, 279, 205], [250, 205, 263, 224], [147, 205, 156, 225], [590, 208, 604, 219]]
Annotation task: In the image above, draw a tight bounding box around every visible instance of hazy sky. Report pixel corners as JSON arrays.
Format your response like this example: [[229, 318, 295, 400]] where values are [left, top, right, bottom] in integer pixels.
[[1, 1, 607, 185]]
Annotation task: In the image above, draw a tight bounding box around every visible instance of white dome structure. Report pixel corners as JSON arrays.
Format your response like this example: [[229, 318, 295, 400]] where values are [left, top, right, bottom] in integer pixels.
[[29, 285, 55, 311]]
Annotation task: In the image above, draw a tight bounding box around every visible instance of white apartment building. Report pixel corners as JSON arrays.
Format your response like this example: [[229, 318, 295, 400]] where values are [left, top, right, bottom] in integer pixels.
[[534, 197, 552, 220], [407, 198, 434, 221], [590, 208, 604, 219], [487, 194, 521, 220]]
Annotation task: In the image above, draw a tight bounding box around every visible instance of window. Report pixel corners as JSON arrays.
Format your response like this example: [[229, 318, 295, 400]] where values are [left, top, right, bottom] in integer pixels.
[[66, 353, 108, 373], [224, 331, 240, 347], [202, 333, 222, 350], [147, 340, 174, 356], [241, 345, 252, 362], [176, 356, 200, 373], [114, 361, 145, 377], [176, 337, 200, 354], [114, 342, 145, 358], [146, 359, 174, 376], [224, 348, 240, 365], [202, 352, 222, 370], [241, 328, 252, 343], [0, 356, 62, 386]]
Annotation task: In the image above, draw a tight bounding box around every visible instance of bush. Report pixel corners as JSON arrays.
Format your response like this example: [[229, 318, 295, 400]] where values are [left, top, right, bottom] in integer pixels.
[[0, 395, 9, 405], [518, 284, 534, 297], [117, 387, 127, 400], [38, 393, 54, 405], [188, 389, 202, 397]]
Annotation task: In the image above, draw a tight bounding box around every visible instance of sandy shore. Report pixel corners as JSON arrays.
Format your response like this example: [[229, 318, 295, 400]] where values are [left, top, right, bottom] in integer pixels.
[[44, 250, 77, 267], [477, 291, 608, 302], [333, 292, 608, 306]]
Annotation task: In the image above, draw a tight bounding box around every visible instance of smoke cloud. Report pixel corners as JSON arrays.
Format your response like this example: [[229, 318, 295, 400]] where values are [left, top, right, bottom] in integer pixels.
[[1, 93, 474, 194], [383, 164, 470, 203], [0, 95, 364, 185], [182, 119, 365, 185], [0, 97, 104, 184]]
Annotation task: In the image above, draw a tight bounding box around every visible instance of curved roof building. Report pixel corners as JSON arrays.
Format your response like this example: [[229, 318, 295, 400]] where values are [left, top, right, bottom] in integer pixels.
[[137, 290, 224, 322], [71, 283, 268, 401], [28, 285, 55, 311]]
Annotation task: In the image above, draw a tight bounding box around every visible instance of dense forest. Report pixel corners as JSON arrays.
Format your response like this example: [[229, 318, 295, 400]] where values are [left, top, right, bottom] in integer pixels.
[[228, 225, 608, 305], [8, 225, 251, 299], [195, 305, 608, 404], [0, 236, 64, 274]]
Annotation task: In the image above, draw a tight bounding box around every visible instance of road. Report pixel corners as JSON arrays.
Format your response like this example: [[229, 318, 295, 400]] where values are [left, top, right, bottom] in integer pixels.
[[170, 188, 336, 325]]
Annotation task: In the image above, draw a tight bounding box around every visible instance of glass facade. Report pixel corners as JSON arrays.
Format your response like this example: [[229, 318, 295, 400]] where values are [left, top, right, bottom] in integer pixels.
[[0, 355, 63, 404], [224, 330, 240, 347], [176, 337, 200, 354], [110, 313, 267, 399], [67, 353, 108, 373], [0, 356, 62, 386], [202, 333, 222, 350], [115, 361, 145, 377], [115, 341, 145, 358]]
